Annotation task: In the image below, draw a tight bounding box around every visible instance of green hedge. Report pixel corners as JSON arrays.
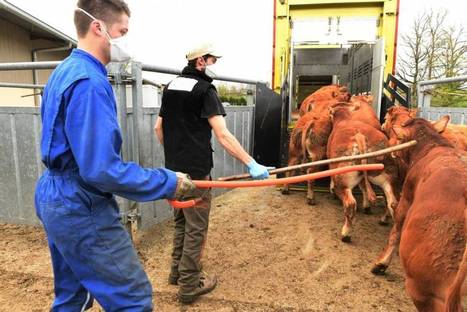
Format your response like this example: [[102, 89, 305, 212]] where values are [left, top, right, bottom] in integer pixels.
[[219, 96, 247, 106]]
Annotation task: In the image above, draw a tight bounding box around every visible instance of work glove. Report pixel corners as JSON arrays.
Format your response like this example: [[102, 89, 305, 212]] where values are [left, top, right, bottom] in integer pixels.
[[246, 159, 274, 180], [172, 172, 197, 200]]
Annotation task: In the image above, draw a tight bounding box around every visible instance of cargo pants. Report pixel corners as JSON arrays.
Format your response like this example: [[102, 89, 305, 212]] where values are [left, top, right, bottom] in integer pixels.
[[170, 175, 212, 293]]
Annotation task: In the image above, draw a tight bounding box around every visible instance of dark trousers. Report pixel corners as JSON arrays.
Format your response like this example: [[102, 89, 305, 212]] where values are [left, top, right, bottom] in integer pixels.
[[170, 175, 211, 293]]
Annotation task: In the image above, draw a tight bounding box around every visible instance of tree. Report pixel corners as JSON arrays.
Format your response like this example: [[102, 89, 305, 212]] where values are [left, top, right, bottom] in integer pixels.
[[439, 25, 466, 78], [424, 9, 446, 80], [397, 10, 467, 107], [397, 13, 429, 101]]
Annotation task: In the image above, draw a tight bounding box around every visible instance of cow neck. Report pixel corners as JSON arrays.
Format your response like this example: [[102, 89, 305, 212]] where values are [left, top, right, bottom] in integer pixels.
[[404, 123, 453, 169], [332, 108, 352, 127]]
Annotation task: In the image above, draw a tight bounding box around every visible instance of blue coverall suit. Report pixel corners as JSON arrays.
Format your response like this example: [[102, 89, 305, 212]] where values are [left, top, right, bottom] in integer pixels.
[[35, 49, 178, 311]]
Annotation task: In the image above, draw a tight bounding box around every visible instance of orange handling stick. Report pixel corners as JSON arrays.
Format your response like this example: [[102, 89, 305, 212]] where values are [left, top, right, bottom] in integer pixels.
[[168, 163, 384, 208]]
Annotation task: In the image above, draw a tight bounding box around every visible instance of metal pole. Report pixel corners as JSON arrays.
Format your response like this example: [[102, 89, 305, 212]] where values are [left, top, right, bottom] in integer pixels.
[[131, 62, 145, 230], [418, 75, 467, 86], [32, 44, 73, 106], [288, 42, 295, 124], [142, 78, 162, 88], [0, 61, 265, 85], [141, 63, 264, 85], [0, 61, 60, 71], [0, 82, 44, 89], [108, 62, 133, 235]]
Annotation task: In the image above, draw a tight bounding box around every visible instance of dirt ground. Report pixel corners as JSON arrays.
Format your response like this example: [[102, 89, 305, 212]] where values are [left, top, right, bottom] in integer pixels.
[[0, 186, 421, 311]]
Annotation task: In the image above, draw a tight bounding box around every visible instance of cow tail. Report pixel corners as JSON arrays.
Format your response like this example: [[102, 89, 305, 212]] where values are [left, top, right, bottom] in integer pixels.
[[354, 133, 376, 203], [301, 120, 313, 161], [445, 240, 467, 311], [290, 127, 302, 151]]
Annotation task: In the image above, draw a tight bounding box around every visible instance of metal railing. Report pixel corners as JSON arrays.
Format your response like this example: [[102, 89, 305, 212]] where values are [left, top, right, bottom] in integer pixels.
[[416, 75, 467, 125], [417, 75, 467, 108], [0, 60, 260, 230]]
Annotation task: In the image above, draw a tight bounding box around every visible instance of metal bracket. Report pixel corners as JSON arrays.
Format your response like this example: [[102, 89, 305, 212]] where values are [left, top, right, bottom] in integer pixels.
[[120, 209, 141, 224]]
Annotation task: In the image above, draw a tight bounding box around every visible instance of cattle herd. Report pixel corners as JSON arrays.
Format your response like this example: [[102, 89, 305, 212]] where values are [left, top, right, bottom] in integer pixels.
[[282, 85, 467, 311]]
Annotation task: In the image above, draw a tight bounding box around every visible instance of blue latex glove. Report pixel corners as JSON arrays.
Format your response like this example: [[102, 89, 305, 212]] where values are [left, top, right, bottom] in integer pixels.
[[246, 159, 274, 180]]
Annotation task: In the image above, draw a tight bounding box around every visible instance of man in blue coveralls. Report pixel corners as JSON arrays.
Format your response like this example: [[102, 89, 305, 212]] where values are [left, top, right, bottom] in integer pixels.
[[34, 0, 195, 310]]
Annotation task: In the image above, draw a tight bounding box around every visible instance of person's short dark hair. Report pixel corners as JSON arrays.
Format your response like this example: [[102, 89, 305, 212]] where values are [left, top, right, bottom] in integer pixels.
[[187, 54, 211, 67], [74, 0, 131, 38]]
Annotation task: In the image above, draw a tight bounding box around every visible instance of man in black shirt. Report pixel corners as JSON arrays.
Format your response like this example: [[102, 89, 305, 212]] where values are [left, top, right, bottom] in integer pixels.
[[155, 43, 270, 304]]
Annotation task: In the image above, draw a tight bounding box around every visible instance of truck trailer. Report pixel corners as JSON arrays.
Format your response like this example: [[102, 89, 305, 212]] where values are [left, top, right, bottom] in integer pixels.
[[252, 0, 400, 168]]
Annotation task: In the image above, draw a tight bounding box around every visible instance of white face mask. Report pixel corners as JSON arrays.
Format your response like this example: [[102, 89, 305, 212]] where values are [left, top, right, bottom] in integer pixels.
[[202, 57, 218, 78], [77, 7, 132, 62], [205, 64, 217, 78]]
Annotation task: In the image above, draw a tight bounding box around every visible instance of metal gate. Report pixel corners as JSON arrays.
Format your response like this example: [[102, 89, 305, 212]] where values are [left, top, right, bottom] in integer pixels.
[[0, 61, 258, 229], [417, 75, 467, 125]]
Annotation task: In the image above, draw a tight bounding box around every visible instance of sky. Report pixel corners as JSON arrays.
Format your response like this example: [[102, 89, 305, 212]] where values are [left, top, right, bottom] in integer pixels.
[[7, 0, 466, 85]]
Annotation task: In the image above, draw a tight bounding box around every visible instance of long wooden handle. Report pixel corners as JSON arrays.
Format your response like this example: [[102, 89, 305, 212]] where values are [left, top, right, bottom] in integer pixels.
[[218, 140, 417, 181]]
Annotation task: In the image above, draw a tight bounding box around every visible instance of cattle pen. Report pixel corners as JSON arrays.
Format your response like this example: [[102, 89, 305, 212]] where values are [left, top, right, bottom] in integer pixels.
[[1, 55, 467, 310]]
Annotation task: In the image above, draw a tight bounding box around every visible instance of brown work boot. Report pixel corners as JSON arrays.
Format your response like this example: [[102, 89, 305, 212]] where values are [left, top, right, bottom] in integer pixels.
[[168, 273, 179, 285], [169, 262, 204, 286], [177, 273, 217, 304]]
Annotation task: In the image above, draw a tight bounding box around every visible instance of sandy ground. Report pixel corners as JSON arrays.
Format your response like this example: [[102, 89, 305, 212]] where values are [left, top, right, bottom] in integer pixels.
[[0, 186, 422, 311]]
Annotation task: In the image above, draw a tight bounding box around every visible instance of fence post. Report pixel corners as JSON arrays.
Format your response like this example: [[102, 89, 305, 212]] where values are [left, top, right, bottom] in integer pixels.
[[107, 62, 135, 235], [130, 62, 145, 230]]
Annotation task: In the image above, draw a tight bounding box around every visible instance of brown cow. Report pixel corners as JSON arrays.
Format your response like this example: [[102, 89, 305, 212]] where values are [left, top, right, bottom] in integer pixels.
[[282, 99, 343, 200], [382, 106, 467, 151], [439, 117, 467, 151], [299, 84, 350, 116], [281, 111, 318, 196], [327, 104, 399, 242], [299, 109, 334, 205], [348, 95, 381, 130], [372, 117, 467, 311]]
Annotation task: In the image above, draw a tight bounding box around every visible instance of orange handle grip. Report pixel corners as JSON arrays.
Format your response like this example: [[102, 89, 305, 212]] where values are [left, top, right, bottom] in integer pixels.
[[168, 197, 203, 209]]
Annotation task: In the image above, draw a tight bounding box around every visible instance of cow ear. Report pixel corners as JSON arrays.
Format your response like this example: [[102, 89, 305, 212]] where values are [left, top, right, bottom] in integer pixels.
[[367, 95, 374, 103], [409, 108, 418, 118], [431, 115, 450, 133], [392, 125, 407, 140]]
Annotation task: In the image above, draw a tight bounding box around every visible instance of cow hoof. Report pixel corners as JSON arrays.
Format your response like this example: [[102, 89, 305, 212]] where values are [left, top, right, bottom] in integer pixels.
[[371, 264, 387, 275], [341, 235, 352, 243], [281, 189, 290, 195], [307, 198, 316, 206], [378, 220, 389, 226], [363, 207, 372, 215]]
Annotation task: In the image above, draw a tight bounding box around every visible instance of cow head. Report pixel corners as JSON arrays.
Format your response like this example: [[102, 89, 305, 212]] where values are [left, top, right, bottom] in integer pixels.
[[329, 102, 354, 123], [390, 117, 452, 161], [382, 106, 418, 135]]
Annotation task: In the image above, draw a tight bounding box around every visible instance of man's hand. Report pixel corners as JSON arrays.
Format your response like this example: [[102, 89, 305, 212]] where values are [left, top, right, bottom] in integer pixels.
[[172, 172, 197, 200], [246, 159, 273, 180]]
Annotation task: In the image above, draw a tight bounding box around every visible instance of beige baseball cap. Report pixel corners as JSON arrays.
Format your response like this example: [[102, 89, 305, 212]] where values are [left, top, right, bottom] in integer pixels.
[[186, 43, 222, 61]]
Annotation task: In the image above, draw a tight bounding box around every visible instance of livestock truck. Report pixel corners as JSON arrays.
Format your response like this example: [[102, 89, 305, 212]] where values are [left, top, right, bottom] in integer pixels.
[[253, 0, 401, 169]]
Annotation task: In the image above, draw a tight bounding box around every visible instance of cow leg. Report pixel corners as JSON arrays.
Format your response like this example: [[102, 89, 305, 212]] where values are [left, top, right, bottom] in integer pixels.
[[281, 169, 291, 195], [329, 179, 339, 200], [358, 181, 375, 215], [371, 195, 409, 275], [334, 187, 356, 243], [369, 174, 398, 226], [306, 167, 316, 205], [405, 278, 442, 312], [282, 155, 301, 195]]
